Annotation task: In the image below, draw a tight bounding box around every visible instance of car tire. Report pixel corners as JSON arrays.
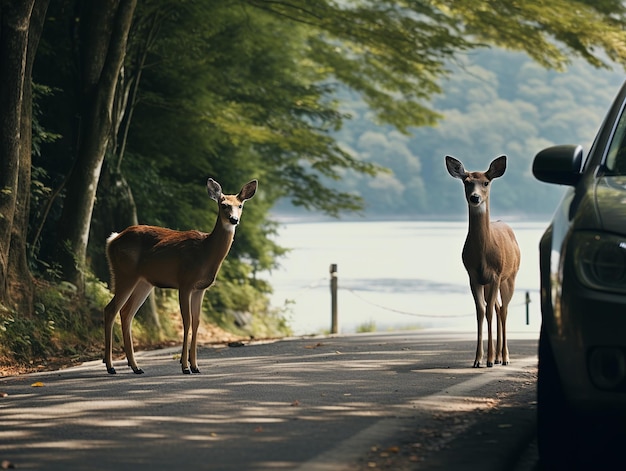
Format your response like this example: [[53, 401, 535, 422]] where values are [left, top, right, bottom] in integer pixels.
[[537, 325, 578, 469]]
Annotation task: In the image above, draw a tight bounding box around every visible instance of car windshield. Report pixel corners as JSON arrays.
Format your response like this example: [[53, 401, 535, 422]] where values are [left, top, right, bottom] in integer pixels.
[[605, 105, 626, 175]]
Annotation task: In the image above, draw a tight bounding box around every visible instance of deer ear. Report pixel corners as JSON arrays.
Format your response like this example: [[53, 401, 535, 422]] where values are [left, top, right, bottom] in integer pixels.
[[445, 156, 466, 179], [486, 155, 507, 180], [206, 178, 223, 202], [238, 179, 258, 201]]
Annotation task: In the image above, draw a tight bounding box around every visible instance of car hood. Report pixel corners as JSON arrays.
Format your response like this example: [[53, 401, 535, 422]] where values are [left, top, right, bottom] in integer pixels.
[[594, 176, 626, 234]]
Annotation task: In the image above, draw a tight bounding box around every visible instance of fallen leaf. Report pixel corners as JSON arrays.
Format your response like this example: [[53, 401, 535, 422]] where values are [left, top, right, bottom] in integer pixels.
[[253, 426, 264, 433], [290, 400, 300, 407], [31, 382, 44, 387], [304, 342, 323, 349], [385, 446, 400, 453]]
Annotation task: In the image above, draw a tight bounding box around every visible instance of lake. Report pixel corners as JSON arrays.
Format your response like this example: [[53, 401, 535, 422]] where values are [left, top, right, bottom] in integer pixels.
[[265, 219, 549, 336]]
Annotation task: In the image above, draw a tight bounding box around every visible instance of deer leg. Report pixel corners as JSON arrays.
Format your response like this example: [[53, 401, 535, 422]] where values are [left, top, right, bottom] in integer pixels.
[[498, 305, 509, 366], [189, 290, 206, 374], [494, 301, 503, 364], [470, 282, 486, 368], [120, 280, 153, 374], [484, 304, 495, 367], [179, 290, 193, 374], [103, 283, 136, 375], [485, 283, 500, 367], [498, 278, 515, 365]]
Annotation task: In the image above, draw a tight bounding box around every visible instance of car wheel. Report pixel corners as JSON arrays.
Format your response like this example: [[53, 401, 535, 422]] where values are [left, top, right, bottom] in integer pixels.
[[537, 325, 578, 469]]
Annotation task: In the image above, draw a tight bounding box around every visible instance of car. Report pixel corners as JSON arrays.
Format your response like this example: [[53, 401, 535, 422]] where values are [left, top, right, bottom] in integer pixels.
[[533, 80, 626, 468]]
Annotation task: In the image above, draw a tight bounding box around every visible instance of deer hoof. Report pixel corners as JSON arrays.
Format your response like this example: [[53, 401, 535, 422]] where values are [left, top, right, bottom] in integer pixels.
[[107, 367, 117, 375], [502, 361, 510, 366], [487, 361, 494, 367], [191, 367, 201, 374], [132, 367, 145, 374], [182, 367, 191, 375], [472, 361, 481, 368], [494, 360, 502, 365]]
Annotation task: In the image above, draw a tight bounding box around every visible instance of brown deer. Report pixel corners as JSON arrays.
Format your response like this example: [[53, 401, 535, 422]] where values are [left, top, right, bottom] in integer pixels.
[[103, 178, 257, 375], [445, 156, 520, 367]]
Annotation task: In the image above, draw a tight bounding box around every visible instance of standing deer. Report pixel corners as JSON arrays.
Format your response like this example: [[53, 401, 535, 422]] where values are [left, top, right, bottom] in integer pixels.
[[445, 155, 520, 368], [103, 178, 257, 375]]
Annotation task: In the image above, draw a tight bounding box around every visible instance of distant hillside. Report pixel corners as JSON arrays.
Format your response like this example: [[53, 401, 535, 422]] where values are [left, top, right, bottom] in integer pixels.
[[277, 49, 625, 219]]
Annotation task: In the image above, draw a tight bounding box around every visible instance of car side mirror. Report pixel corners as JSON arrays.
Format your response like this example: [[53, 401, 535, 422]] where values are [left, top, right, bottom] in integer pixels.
[[532, 145, 584, 186]]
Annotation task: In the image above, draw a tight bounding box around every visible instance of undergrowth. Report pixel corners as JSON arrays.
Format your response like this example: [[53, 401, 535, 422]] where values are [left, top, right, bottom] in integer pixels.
[[0, 274, 292, 375]]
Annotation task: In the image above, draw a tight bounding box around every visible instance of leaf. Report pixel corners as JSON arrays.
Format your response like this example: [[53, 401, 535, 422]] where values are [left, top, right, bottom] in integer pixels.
[[31, 382, 44, 387], [304, 342, 323, 349]]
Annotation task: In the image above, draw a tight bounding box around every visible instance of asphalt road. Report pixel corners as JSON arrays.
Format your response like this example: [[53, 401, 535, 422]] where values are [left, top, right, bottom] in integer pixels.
[[0, 331, 539, 470]]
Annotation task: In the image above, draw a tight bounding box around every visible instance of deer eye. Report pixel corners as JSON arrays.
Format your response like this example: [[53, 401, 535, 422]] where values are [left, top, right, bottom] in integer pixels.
[[238, 204, 243, 209], [483, 181, 489, 187]]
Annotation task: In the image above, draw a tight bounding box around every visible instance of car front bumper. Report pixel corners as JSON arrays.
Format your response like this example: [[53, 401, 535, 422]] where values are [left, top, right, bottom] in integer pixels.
[[550, 278, 626, 414]]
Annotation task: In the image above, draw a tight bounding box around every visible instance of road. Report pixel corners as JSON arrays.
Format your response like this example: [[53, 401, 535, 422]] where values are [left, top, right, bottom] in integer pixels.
[[0, 331, 539, 470]]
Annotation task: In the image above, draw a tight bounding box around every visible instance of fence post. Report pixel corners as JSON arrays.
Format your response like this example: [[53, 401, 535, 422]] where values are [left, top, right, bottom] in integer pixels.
[[330, 263, 338, 334]]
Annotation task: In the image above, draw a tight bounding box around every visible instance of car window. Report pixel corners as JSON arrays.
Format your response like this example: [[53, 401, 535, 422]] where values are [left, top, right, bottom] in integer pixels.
[[605, 107, 626, 175]]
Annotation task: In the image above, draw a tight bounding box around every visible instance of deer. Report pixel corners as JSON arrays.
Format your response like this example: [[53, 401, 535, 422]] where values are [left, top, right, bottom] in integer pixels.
[[103, 178, 257, 375], [445, 155, 520, 368]]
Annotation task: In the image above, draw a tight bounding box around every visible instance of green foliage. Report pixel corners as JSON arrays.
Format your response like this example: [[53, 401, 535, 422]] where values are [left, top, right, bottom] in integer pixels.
[[201, 258, 292, 337], [0, 311, 55, 362], [356, 320, 377, 333], [326, 49, 625, 218], [0, 279, 102, 364]]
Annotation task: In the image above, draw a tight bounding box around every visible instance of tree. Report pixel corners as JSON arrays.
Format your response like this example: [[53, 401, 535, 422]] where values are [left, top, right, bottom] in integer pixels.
[[53, 0, 137, 292], [243, 0, 626, 125], [0, 0, 49, 314]]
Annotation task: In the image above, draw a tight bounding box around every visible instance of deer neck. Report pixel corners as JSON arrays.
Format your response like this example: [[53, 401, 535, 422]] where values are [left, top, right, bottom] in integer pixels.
[[467, 203, 493, 253], [205, 217, 236, 263]]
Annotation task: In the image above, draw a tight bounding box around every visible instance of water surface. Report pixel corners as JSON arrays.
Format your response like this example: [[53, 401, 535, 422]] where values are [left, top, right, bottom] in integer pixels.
[[266, 219, 547, 336]]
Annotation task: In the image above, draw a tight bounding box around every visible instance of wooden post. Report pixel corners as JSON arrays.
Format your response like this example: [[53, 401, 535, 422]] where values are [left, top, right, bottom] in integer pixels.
[[330, 263, 338, 334]]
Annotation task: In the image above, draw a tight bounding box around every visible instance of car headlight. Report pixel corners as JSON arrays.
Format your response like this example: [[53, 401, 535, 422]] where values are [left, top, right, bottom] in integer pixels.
[[572, 232, 626, 294]]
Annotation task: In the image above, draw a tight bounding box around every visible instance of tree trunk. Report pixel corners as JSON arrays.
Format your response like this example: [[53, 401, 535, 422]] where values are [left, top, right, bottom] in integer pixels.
[[7, 0, 49, 315], [0, 0, 35, 309], [55, 0, 136, 292], [92, 9, 163, 332]]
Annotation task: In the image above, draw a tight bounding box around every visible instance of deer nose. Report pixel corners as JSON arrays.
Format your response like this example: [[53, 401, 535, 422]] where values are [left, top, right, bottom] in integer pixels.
[[229, 216, 239, 225], [469, 194, 481, 205]]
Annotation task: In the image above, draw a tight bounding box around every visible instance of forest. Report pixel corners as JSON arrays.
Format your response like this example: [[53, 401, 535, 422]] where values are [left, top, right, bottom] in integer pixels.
[[1, 0, 626, 370]]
